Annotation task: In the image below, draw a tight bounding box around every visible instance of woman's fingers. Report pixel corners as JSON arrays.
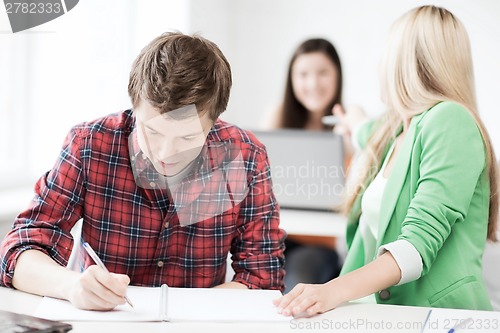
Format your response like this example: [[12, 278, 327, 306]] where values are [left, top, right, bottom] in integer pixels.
[[285, 293, 318, 317], [274, 283, 337, 318], [332, 104, 349, 136], [274, 283, 305, 315], [332, 103, 345, 118]]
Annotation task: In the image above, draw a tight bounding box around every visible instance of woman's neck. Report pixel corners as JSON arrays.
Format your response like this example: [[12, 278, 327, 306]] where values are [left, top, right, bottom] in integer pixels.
[[402, 116, 411, 132], [305, 111, 325, 130]]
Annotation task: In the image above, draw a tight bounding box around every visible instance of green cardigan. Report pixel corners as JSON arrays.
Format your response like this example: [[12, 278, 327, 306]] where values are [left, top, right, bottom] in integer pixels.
[[341, 101, 492, 310]]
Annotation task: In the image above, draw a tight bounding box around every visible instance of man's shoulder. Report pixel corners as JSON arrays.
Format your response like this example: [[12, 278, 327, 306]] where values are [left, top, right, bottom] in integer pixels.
[[210, 119, 266, 153], [72, 109, 134, 138]]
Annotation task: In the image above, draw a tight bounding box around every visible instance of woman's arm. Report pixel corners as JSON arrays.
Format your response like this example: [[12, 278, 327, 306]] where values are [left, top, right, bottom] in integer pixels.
[[273, 251, 400, 317]]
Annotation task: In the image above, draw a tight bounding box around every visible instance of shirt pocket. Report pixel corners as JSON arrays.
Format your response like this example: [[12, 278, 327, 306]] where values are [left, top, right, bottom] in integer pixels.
[[428, 275, 479, 307]]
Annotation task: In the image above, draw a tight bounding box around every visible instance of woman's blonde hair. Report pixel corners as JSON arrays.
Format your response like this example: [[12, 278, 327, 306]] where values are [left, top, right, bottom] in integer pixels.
[[344, 5, 498, 241]]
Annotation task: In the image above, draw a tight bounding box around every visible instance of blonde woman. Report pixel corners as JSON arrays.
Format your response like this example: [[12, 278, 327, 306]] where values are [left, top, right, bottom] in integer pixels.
[[274, 5, 498, 316]]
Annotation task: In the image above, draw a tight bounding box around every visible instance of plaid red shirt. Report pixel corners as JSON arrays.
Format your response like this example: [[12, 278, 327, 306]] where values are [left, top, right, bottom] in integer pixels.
[[0, 110, 285, 290]]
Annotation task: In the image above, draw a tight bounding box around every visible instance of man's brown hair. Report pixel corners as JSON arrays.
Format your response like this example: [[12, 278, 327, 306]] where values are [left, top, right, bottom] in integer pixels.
[[128, 32, 232, 120]]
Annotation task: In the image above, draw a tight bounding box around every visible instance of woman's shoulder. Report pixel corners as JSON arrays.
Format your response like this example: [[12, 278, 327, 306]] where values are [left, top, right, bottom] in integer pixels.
[[420, 101, 474, 125], [416, 101, 483, 151]]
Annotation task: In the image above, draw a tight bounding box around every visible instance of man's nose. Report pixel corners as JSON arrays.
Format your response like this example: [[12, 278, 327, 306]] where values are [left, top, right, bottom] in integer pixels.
[[158, 141, 179, 160]]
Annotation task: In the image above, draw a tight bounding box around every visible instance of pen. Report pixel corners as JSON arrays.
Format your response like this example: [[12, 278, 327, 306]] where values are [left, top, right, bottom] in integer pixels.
[[82, 242, 134, 308], [321, 115, 340, 126], [448, 317, 473, 333]]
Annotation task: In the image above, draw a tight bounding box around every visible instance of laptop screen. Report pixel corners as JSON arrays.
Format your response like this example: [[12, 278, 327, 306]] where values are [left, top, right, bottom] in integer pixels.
[[252, 129, 345, 211]]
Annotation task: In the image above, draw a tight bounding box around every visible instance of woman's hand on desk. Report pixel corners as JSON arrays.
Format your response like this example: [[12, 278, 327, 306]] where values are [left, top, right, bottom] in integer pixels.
[[273, 281, 342, 318], [274, 252, 401, 318], [67, 265, 130, 311]]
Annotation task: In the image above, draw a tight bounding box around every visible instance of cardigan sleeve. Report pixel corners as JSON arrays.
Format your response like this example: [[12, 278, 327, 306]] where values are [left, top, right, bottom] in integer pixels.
[[398, 102, 486, 275]]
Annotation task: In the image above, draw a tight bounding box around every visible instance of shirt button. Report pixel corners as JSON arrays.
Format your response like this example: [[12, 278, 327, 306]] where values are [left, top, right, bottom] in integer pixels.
[[379, 289, 391, 301], [149, 181, 156, 188], [157, 261, 164, 268], [164, 221, 169, 228], [142, 154, 148, 160]]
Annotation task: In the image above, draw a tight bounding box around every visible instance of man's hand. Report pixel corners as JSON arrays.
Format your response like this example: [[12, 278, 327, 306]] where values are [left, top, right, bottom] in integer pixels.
[[67, 265, 130, 310]]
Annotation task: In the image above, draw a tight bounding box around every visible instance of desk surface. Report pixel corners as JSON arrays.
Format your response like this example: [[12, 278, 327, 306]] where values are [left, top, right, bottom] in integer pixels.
[[2, 287, 499, 333]]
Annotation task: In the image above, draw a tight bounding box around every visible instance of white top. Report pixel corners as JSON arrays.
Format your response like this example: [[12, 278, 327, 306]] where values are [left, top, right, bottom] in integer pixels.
[[359, 143, 423, 291], [359, 144, 393, 265]]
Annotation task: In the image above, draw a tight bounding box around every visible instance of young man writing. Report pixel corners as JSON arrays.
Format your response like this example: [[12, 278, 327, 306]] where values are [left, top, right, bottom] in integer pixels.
[[0, 32, 285, 310]]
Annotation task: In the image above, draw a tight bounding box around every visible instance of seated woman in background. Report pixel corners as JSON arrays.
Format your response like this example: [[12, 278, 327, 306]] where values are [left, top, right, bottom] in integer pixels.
[[265, 38, 342, 130], [264, 38, 345, 293]]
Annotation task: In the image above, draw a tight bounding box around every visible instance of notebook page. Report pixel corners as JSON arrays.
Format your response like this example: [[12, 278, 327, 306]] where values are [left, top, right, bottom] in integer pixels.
[[35, 286, 162, 322], [165, 287, 288, 322]]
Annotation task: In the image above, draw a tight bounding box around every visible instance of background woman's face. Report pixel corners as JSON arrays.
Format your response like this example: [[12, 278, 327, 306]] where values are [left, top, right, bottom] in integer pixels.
[[291, 52, 339, 114]]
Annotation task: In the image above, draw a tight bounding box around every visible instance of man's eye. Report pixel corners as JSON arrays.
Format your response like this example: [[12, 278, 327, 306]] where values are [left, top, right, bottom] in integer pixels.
[[182, 135, 197, 141], [147, 128, 159, 135]]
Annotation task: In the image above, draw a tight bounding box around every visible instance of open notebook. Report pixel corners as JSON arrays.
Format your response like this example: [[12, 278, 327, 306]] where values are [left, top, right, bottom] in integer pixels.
[[35, 285, 288, 322]]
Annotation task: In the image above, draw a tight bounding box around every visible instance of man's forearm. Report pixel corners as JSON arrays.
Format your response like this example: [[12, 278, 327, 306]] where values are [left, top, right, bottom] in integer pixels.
[[12, 249, 79, 299]]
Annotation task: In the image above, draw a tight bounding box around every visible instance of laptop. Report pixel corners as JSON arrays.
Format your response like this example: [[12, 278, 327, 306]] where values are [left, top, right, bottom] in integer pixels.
[[0, 310, 72, 333], [252, 129, 345, 211]]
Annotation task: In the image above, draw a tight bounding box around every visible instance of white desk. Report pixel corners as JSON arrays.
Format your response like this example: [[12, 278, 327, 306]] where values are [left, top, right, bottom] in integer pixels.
[[2, 286, 499, 333], [279, 208, 347, 237]]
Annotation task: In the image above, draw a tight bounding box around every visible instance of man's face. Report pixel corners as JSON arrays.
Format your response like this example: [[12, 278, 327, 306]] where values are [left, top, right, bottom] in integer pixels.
[[134, 100, 214, 177]]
